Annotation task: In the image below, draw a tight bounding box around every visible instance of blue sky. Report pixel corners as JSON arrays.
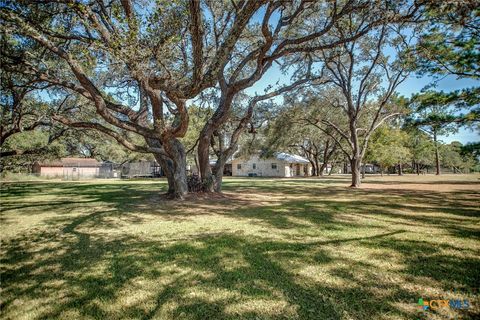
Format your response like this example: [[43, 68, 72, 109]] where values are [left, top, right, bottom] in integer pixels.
[[244, 6, 479, 145], [245, 65, 479, 145], [396, 75, 479, 144]]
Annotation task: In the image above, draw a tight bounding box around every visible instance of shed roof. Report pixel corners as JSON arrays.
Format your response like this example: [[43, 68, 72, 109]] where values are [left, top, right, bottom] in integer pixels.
[[37, 157, 100, 167]]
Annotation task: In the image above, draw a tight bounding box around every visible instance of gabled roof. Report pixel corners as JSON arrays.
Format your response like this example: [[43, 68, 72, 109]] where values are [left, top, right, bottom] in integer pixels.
[[275, 152, 310, 164], [209, 157, 234, 166], [231, 151, 310, 164], [62, 157, 100, 167], [37, 157, 100, 167], [36, 160, 63, 167]]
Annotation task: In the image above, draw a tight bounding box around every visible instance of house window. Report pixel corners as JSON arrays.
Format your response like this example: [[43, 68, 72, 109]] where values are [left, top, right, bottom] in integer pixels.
[[271, 163, 277, 170], [237, 164, 242, 170], [252, 163, 256, 169]]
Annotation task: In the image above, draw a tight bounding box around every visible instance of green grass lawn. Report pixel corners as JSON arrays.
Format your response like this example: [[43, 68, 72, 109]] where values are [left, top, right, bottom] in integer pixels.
[[1, 175, 479, 320]]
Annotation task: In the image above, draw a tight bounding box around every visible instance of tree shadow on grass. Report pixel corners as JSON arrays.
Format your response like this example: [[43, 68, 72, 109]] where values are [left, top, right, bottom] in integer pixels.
[[217, 186, 479, 242], [1, 225, 419, 320], [225, 199, 346, 230], [365, 238, 480, 285], [0, 181, 168, 218], [1, 179, 479, 319], [362, 178, 480, 186], [0, 183, 419, 319]]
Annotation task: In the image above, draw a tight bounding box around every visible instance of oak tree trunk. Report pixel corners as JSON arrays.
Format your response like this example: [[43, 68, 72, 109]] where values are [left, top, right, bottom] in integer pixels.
[[194, 155, 200, 175], [197, 94, 234, 192], [308, 158, 316, 176], [154, 154, 175, 195], [197, 132, 212, 187], [212, 160, 226, 192], [319, 162, 328, 176], [148, 138, 176, 196], [350, 157, 361, 187], [153, 138, 188, 198], [169, 140, 188, 198], [315, 157, 321, 176]]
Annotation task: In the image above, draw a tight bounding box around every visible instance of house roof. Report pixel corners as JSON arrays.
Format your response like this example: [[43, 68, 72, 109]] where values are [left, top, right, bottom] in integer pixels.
[[275, 152, 310, 164], [36, 160, 64, 167], [209, 157, 233, 166], [37, 157, 100, 167], [231, 152, 310, 164]]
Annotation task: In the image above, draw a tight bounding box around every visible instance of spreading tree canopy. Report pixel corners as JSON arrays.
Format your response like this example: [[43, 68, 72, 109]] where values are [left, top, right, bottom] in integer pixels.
[[1, 0, 422, 196]]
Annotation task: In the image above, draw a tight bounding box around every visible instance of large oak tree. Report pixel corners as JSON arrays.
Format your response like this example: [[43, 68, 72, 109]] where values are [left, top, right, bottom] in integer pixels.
[[1, 0, 423, 196]]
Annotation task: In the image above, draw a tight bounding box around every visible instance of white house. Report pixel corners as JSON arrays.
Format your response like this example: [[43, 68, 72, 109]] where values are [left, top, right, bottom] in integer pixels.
[[231, 152, 312, 177]]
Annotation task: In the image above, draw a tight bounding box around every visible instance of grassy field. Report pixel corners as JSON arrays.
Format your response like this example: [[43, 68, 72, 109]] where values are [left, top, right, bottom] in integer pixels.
[[1, 174, 479, 320]]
